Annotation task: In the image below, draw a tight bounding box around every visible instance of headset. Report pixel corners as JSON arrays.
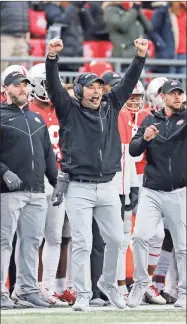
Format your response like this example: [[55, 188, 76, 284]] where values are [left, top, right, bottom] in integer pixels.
[[73, 73, 100, 99], [73, 74, 84, 99]]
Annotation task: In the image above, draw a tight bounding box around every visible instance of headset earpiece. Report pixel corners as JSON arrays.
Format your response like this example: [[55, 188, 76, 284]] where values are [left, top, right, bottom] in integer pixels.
[[73, 75, 83, 99]]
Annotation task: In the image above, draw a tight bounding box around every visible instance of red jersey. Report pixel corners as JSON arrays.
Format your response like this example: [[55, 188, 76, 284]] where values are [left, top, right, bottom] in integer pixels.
[[177, 10, 186, 54], [0, 92, 6, 103], [29, 102, 62, 166], [118, 108, 151, 175]]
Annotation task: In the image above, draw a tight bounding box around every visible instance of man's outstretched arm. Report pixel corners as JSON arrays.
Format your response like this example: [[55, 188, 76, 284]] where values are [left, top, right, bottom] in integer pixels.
[[109, 38, 148, 112], [46, 39, 72, 121]]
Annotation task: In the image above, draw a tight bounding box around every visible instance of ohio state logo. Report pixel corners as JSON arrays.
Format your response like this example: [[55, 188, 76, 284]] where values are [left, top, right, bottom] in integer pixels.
[[176, 119, 184, 126]]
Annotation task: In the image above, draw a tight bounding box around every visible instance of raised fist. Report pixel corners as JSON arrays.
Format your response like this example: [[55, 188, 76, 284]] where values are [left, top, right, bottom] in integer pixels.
[[47, 38, 63, 56], [134, 38, 148, 57]]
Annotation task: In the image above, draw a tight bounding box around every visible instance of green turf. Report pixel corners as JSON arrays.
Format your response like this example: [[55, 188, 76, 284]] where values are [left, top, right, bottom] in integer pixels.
[[1, 310, 186, 324]]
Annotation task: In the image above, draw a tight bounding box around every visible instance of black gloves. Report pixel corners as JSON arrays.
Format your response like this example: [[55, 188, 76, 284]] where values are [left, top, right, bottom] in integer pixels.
[[125, 187, 139, 211], [3, 170, 22, 191], [51, 171, 70, 206]]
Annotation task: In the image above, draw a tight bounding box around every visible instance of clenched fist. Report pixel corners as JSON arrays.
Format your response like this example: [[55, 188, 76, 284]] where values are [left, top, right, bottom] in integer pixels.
[[47, 38, 64, 57], [144, 125, 159, 142], [134, 38, 148, 57]]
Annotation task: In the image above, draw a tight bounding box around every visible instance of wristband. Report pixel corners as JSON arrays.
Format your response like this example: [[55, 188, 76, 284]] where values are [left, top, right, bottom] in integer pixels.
[[48, 53, 57, 59]]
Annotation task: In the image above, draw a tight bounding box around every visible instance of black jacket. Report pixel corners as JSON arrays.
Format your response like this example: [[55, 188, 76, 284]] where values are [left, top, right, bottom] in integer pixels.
[[129, 108, 187, 191], [45, 3, 93, 71], [46, 55, 145, 179], [0, 103, 57, 193], [83, 2, 109, 41], [0, 2, 29, 36]]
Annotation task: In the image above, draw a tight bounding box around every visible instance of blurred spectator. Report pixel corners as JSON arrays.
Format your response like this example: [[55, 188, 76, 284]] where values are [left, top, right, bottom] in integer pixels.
[[83, 1, 109, 41], [171, 1, 186, 75], [29, 1, 45, 11], [150, 2, 176, 73], [44, 1, 93, 72], [0, 2, 30, 71], [102, 1, 152, 70], [142, 1, 154, 9]]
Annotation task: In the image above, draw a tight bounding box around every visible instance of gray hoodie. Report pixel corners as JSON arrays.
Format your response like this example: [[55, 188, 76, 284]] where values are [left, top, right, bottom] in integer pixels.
[[103, 2, 152, 58]]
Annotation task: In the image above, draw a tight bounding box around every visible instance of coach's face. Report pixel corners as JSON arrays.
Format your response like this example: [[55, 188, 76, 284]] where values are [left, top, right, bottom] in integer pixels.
[[5, 81, 29, 106], [163, 90, 184, 110], [83, 82, 103, 109]]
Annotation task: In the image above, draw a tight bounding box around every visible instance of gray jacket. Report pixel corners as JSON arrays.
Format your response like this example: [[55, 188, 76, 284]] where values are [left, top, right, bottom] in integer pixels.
[[0, 2, 29, 36], [103, 3, 152, 58]]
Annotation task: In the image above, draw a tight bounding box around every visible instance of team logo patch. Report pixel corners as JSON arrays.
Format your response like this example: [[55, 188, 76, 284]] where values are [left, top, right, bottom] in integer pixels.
[[85, 73, 97, 78], [12, 72, 20, 76], [176, 119, 184, 126], [35, 117, 41, 123], [113, 73, 120, 78], [171, 81, 178, 85]]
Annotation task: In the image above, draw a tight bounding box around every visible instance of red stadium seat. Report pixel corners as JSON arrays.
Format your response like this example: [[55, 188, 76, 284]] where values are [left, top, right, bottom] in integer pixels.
[[28, 8, 47, 38], [122, 2, 131, 10], [83, 41, 113, 59], [83, 41, 100, 58], [29, 39, 46, 65], [142, 9, 154, 21], [99, 41, 113, 58], [83, 41, 113, 72], [145, 41, 156, 84], [87, 61, 114, 77], [148, 40, 155, 58]]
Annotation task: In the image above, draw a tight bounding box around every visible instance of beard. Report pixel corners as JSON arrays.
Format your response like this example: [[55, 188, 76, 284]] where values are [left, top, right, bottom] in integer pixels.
[[167, 103, 182, 111], [9, 92, 28, 106]]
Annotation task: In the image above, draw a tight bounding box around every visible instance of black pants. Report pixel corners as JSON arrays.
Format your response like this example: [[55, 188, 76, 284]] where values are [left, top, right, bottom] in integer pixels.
[[90, 219, 105, 299], [8, 233, 17, 295], [162, 228, 173, 252]]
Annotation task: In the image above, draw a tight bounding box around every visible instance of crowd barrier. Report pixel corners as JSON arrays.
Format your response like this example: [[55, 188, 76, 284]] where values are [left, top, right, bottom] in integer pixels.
[[1, 56, 186, 88]]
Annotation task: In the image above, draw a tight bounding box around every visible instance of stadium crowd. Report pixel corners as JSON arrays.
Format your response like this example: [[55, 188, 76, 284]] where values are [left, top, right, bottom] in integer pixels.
[[0, 0, 186, 313], [0, 1, 186, 75]]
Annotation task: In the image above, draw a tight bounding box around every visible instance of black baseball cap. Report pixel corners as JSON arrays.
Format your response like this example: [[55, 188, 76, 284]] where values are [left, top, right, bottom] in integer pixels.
[[161, 80, 184, 94], [4, 72, 30, 87], [101, 72, 122, 86], [78, 73, 104, 87]]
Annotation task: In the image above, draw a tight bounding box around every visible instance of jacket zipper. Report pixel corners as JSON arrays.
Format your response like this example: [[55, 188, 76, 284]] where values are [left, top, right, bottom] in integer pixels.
[[165, 119, 174, 190], [165, 118, 169, 138], [99, 112, 104, 176], [168, 157, 174, 191], [22, 111, 35, 190]]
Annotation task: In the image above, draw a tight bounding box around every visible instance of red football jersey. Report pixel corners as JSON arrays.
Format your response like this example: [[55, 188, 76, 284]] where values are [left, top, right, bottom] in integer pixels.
[[118, 108, 151, 175], [29, 102, 62, 166], [0, 92, 6, 103]]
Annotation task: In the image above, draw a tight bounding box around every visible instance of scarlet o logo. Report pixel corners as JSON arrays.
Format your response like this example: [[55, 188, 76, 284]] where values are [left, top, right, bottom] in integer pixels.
[[48, 124, 61, 156]]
